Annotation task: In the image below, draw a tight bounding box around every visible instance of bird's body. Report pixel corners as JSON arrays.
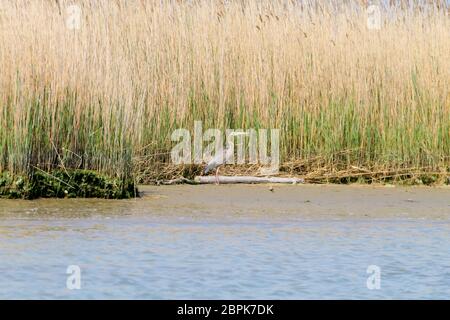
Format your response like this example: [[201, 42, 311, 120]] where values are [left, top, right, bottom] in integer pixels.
[[203, 146, 232, 174], [203, 132, 248, 184]]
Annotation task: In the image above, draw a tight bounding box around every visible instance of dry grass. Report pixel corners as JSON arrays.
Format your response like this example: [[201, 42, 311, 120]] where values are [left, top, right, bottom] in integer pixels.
[[0, 0, 449, 183]]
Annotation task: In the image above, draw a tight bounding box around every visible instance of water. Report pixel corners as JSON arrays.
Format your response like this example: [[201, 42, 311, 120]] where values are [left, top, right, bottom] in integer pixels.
[[0, 185, 449, 299]]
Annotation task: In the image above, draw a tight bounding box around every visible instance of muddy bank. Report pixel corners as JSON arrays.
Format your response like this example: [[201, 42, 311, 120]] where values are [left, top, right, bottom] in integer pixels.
[[139, 184, 450, 219], [0, 184, 448, 220]]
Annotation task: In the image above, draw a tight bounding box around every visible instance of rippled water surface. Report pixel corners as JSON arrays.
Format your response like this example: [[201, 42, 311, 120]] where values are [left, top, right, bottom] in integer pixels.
[[0, 185, 449, 299]]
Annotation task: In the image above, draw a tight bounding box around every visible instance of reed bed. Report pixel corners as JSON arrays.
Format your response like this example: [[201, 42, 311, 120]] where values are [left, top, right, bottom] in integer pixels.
[[0, 0, 449, 184]]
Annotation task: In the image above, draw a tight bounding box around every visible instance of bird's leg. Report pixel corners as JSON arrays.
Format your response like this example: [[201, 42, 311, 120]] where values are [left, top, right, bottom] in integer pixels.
[[215, 167, 220, 185]]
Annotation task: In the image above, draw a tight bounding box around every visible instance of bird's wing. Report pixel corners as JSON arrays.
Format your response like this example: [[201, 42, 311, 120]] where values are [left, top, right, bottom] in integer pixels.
[[204, 160, 217, 174], [204, 150, 225, 173]]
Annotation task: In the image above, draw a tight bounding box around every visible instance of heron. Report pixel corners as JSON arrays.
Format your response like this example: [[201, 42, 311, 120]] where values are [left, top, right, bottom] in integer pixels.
[[203, 131, 249, 184]]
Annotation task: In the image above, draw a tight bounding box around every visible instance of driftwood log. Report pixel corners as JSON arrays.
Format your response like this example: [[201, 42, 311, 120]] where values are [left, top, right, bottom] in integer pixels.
[[158, 177, 197, 185], [194, 176, 304, 184]]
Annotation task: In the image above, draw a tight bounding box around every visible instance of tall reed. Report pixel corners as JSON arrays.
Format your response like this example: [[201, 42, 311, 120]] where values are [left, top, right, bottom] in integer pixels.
[[0, 0, 449, 181]]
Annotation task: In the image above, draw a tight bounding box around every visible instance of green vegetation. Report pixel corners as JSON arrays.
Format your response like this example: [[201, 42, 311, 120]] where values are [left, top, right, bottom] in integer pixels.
[[0, 1, 448, 192], [0, 170, 137, 200]]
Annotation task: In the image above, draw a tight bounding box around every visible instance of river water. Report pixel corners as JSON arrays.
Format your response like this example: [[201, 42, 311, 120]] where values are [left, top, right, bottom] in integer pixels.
[[0, 185, 449, 299]]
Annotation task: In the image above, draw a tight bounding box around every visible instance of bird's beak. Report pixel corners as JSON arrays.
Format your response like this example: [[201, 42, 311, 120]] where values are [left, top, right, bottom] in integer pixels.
[[229, 132, 250, 137]]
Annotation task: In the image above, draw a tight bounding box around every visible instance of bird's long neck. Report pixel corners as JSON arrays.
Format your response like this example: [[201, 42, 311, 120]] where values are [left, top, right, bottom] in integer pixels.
[[226, 140, 234, 149]]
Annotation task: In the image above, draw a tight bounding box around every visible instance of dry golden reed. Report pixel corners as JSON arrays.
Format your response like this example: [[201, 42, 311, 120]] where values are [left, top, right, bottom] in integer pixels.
[[0, 0, 449, 182]]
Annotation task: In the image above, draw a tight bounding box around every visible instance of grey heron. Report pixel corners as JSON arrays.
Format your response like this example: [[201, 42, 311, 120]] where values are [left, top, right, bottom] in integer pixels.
[[203, 131, 249, 184]]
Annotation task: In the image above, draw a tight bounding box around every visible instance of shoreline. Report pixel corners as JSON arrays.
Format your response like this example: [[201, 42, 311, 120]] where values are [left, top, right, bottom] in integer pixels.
[[1, 169, 449, 200], [1, 184, 448, 220], [138, 184, 450, 220]]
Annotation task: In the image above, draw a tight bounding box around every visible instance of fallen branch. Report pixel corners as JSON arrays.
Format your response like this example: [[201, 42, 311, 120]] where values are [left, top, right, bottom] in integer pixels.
[[158, 177, 197, 185], [194, 176, 304, 184]]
